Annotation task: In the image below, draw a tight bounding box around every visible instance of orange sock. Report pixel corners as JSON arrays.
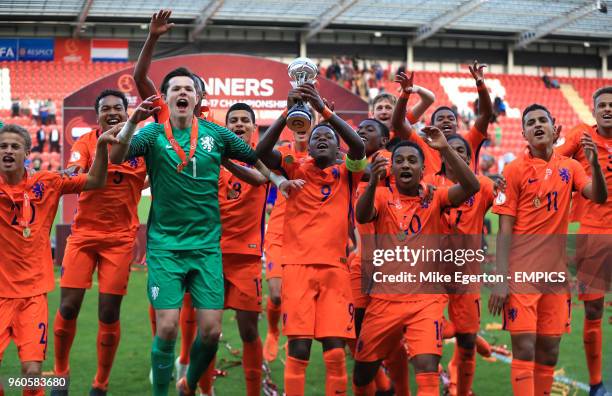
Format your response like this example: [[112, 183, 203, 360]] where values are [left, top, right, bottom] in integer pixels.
[[415, 372, 439, 396], [284, 355, 309, 396], [53, 310, 77, 376], [179, 294, 197, 365], [148, 304, 156, 336], [443, 318, 456, 339], [386, 348, 409, 396], [243, 339, 263, 396], [511, 359, 534, 396], [198, 356, 216, 394], [534, 363, 555, 396], [323, 348, 347, 395], [374, 366, 392, 392], [267, 297, 281, 335], [583, 318, 602, 385], [92, 321, 121, 390], [353, 380, 376, 396], [455, 346, 476, 396]]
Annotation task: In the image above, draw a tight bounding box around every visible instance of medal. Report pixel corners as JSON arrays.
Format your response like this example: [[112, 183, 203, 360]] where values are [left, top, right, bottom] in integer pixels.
[[397, 231, 406, 242], [533, 196, 541, 208], [164, 117, 199, 173], [23, 227, 31, 238]]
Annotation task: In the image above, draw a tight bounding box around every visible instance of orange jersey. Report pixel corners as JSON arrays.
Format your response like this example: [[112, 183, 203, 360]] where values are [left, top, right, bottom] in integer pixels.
[[0, 171, 87, 298], [218, 164, 269, 256], [68, 129, 146, 236], [265, 145, 309, 238], [555, 124, 612, 232], [408, 126, 486, 176], [493, 152, 590, 234], [281, 158, 363, 267], [428, 174, 495, 234]]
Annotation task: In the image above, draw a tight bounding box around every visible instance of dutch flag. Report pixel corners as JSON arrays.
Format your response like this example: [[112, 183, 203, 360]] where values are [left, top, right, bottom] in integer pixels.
[[91, 39, 128, 62]]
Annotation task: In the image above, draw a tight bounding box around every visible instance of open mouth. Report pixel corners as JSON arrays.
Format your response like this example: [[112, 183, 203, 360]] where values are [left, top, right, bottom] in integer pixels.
[[176, 98, 189, 109], [316, 142, 328, 150], [399, 171, 412, 180], [106, 117, 121, 126], [534, 129, 545, 137], [233, 128, 245, 136], [602, 113, 612, 120], [2, 155, 15, 165], [296, 131, 307, 138], [441, 124, 453, 133]]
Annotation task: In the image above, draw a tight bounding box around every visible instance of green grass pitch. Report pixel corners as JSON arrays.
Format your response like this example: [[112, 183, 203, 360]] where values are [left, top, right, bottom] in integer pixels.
[[0, 198, 609, 395]]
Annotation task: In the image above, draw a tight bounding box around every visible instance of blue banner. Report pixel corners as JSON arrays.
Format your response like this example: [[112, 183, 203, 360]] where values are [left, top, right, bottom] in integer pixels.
[[0, 39, 18, 61], [18, 38, 54, 61]]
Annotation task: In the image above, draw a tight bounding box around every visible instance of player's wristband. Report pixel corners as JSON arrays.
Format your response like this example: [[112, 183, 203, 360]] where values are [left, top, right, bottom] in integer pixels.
[[322, 106, 334, 120], [476, 81, 486, 91], [400, 91, 410, 99], [346, 156, 368, 172], [268, 171, 287, 189], [117, 120, 137, 144]]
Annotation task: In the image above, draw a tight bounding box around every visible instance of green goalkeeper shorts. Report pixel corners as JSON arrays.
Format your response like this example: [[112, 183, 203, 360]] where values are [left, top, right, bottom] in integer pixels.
[[146, 247, 224, 310]]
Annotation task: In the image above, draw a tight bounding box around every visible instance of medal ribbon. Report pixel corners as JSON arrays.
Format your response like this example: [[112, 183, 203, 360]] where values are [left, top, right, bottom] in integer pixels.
[[530, 153, 560, 203], [164, 117, 199, 173]]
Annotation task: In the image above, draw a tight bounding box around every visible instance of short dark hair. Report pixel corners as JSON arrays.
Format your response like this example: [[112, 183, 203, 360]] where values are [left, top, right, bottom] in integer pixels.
[[431, 106, 458, 125], [94, 89, 128, 114], [160, 67, 199, 96], [447, 134, 472, 161], [363, 118, 390, 139], [391, 140, 425, 164], [522, 103, 553, 128], [226, 103, 256, 124], [310, 123, 340, 146], [593, 86, 612, 106], [0, 124, 32, 151]]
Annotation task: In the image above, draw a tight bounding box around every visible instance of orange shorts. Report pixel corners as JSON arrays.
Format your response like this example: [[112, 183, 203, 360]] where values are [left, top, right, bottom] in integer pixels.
[[448, 293, 481, 334], [61, 234, 135, 295], [503, 293, 571, 335], [223, 254, 263, 312], [0, 294, 48, 362], [355, 297, 444, 362], [282, 264, 355, 339], [575, 231, 611, 301], [350, 253, 370, 309], [264, 236, 283, 280]]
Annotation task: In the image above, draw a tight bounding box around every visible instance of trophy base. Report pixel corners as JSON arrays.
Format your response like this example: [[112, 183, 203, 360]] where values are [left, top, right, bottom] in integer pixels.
[[286, 109, 312, 133]]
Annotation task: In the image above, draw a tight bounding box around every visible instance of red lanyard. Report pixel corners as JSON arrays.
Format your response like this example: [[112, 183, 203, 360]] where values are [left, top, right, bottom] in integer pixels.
[[164, 117, 199, 173], [0, 172, 32, 238]]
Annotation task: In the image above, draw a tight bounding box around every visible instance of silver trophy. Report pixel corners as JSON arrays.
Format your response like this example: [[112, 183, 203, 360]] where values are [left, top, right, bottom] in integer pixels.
[[286, 57, 318, 133]]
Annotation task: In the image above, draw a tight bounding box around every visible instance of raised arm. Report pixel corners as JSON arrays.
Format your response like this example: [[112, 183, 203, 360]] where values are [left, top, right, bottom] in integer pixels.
[[422, 126, 480, 205], [470, 60, 493, 135], [407, 85, 435, 122], [391, 72, 414, 140], [356, 156, 387, 223], [580, 133, 608, 204], [110, 96, 159, 164], [83, 126, 121, 190], [133, 10, 175, 100], [298, 83, 365, 160]]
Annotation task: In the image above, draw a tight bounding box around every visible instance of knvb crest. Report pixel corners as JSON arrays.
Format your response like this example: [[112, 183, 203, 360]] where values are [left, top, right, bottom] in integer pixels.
[[559, 167, 570, 184], [127, 157, 139, 168], [200, 136, 215, 152], [508, 308, 518, 322], [32, 182, 45, 199]]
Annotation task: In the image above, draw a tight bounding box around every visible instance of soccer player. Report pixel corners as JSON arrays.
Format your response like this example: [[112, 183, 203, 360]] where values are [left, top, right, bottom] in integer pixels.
[[554, 87, 612, 396], [427, 134, 496, 396], [0, 123, 119, 395], [392, 61, 492, 176], [51, 90, 149, 396], [109, 66, 272, 396], [490, 104, 607, 396], [256, 91, 313, 362], [371, 82, 435, 135], [257, 83, 367, 395], [352, 127, 481, 396]]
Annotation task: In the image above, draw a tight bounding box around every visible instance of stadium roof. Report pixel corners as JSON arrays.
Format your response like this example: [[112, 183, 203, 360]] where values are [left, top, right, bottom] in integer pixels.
[[1, 0, 611, 43]]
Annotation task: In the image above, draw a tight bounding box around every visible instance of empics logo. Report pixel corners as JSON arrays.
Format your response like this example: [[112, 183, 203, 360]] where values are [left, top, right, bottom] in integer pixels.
[[150, 286, 160, 301]]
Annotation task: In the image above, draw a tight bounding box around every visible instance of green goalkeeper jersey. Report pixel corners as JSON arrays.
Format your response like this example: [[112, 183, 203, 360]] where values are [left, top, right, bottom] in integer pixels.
[[128, 118, 258, 251]]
